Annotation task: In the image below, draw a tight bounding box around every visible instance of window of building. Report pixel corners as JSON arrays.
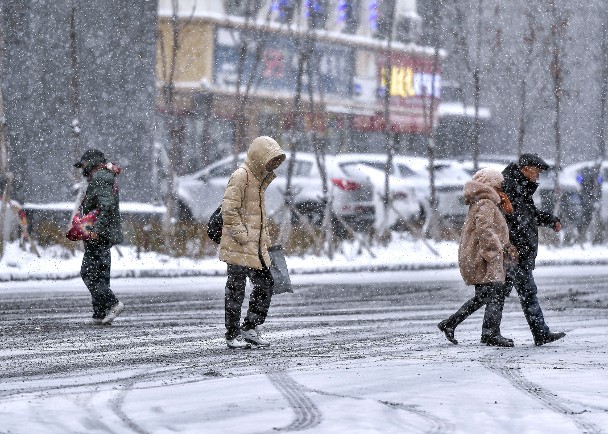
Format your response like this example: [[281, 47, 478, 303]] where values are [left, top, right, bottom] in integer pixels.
[[272, 0, 297, 24], [369, 0, 396, 40], [224, 0, 262, 18], [306, 0, 328, 30], [337, 0, 359, 33], [394, 14, 421, 43]]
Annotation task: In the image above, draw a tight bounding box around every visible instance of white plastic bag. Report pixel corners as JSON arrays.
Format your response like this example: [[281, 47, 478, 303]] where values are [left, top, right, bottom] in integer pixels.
[[268, 245, 292, 294]]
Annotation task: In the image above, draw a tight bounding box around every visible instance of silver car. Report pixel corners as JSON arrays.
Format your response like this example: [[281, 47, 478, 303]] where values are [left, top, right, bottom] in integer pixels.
[[175, 152, 375, 232]]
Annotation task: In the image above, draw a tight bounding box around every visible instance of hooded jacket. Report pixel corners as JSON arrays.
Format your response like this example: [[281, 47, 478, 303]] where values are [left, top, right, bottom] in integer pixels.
[[81, 161, 123, 246], [501, 163, 559, 270], [458, 179, 511, 285], [219, 136, 286, 269]]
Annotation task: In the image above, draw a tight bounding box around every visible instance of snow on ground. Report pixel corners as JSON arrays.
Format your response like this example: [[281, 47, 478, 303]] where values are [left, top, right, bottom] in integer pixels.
[[3, 233, 608, 281], [1, 267, 608, 433]]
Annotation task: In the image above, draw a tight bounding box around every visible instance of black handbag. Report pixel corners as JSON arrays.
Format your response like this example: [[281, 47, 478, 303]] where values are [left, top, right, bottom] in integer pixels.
[[207, 206, 223, 244]]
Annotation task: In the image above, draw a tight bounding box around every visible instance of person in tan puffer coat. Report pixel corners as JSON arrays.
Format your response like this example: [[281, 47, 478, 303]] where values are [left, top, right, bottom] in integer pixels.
[[220, 136, 286, 349], [437, 168, 518, 347]]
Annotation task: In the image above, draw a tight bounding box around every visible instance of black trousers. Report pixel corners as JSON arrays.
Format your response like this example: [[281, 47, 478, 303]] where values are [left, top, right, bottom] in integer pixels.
[[505, 266, 551, 339], [444, 282, 507, 338], [225, 263, 274, 340], [80, 242, 119, 319]]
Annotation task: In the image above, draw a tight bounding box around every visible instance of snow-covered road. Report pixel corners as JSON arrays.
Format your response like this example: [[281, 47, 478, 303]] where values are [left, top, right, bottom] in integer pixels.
[[1, 266, 607, 433]]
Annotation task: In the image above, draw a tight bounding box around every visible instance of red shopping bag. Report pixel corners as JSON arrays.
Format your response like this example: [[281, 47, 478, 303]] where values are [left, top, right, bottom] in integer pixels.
[[66, 209, 99, 241]]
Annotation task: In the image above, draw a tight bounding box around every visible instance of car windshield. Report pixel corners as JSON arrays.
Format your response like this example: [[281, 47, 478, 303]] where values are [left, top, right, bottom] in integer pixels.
[[396, 164, 419, 177], [274, 160, 313, 177], [207, 163, 234, 178], [358, 161, 390, 173]]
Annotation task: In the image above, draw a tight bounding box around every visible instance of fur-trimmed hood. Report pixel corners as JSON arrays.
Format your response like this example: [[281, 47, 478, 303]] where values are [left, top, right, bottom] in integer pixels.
[[463, 181, 501, 206]]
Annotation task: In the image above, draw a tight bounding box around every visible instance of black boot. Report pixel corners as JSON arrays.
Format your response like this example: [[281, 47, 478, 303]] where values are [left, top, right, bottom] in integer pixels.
[[438, 320, 458, 345], [481, 334, 513, 344], [534, 331, 566, 346], [481, 334, 514, 347]]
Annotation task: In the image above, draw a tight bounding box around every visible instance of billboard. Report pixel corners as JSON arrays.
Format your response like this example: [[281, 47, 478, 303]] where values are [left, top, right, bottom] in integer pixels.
[[353, 51, 441, 133]]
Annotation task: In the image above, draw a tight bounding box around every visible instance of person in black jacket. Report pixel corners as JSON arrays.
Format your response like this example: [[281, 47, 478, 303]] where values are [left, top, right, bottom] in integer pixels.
[[74, 149, 125, 325], [502, 153, 566, 346]]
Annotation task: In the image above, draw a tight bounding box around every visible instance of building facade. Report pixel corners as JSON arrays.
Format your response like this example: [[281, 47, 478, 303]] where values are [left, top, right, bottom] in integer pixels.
[[156, 0, 442, 175]]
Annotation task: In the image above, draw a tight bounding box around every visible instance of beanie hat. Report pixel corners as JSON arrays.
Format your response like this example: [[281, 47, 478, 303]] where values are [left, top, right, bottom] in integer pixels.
[[74, 149, 106, 168], [472, 168, 504, 189]]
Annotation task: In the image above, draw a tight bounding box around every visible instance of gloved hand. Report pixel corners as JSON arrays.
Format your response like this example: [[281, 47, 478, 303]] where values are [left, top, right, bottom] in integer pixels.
[[504, 244, 519, 267]]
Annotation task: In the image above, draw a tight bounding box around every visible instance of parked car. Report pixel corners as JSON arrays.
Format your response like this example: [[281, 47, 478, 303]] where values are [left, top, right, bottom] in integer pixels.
[[175, 152, 376, 232], [333, 160, 421, 231], [333, 153, 472, 226]]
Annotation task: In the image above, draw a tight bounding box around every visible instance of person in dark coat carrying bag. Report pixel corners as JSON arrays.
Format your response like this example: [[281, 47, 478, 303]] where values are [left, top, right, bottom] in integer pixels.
[[73, 149, 125, 325], [219, 136, 285, 349], [502, 153, 566, 346]]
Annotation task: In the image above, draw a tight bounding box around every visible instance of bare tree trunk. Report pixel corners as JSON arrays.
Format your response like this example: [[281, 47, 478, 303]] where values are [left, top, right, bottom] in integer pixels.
[[231, 4, 269, 169], [517, 76, 527, 158], [0, 16, 13, 258], [279, 34, 309, 245], [305, 53, 333, 258], [70, 4, 84, 220], [549, 0, 565, 219], [156, 1, 200, 254], [517, 12, 537, 158], [159, 1, 183, 254], [471, 0, 484, 172], [423, 0, 442, 241], [232, 36, 249, 168], [381, 7, 396, 239]]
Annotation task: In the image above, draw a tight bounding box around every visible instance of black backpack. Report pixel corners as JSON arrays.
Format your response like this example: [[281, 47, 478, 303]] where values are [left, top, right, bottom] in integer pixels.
[[207, 167, 249, 245], [207, 206, 223, 244]]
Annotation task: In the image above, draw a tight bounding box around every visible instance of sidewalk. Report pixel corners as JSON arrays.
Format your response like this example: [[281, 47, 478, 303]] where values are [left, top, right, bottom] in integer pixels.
[[1, 237, 608, 282]]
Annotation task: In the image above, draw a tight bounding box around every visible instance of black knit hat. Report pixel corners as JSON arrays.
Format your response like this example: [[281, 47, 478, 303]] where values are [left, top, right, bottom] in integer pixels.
[[74, 149, 106, 168], [519, 153, 550, 170]]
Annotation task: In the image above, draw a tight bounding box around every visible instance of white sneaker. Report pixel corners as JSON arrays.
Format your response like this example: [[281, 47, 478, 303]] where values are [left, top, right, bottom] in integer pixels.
[[101, 302, 125, 325], [92, 318, 103, 325], [241, 327, 270, 347], [226, 337, 250, 349]]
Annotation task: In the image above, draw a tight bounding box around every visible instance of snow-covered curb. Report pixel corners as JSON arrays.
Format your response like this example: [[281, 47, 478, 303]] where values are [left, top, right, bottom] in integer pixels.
[[1, 237, 608, 282]]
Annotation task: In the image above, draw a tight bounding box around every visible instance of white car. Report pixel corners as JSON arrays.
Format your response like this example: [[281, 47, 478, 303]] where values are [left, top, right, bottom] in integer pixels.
[[333, 160, 421, 231], [334, 153, 472, 226], [175, 152, 376, 232]]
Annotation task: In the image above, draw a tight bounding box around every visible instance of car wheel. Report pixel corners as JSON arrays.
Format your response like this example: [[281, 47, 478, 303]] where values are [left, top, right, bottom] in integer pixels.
[[331, 215, 351, 239], [292, 202, 325, 227], [177, 201, 194, 222]]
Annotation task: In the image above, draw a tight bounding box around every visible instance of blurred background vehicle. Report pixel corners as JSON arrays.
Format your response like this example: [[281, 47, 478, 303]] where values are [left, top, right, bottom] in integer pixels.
[[335, 160, 421, 232], [390, 155, 470, 227], [174, 152, 376, 234], [333, 153, 472, 228]]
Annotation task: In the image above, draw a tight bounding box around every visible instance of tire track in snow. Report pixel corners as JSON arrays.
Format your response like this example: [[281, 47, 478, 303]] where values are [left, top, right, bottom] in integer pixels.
[[73, 393, 119, 433], [379, 401, 453, 434], [109, 375, 149, 434], [298, 379, 453, 433], [481, 358, 604, 434], [267, 371, 322, 431]]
